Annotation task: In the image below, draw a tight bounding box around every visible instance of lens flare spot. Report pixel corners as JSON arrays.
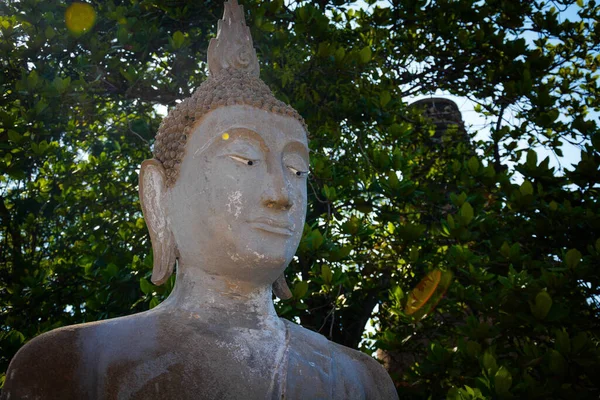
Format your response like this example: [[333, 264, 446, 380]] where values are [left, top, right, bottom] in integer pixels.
[[65, 3, 96, 35], [405, 269, 453, 318], [222, 132, 230, 140]]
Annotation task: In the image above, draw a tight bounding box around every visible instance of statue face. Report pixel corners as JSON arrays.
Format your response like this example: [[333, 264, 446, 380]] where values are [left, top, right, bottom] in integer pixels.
[[167, 105, 308, 285]]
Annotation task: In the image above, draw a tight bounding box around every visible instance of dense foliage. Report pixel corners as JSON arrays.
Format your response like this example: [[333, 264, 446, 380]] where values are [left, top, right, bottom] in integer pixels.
[[1, 0, 599, 398]]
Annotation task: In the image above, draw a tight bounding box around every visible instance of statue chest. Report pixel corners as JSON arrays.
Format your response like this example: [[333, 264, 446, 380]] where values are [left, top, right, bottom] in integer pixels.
[[92, 329, 287, 400], [75, 317, 368, 399]]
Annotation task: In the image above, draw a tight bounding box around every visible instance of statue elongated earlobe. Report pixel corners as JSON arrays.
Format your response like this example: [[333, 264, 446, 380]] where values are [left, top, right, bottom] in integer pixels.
[[273, 273, 292, 300], [139, 159, 177, 285]]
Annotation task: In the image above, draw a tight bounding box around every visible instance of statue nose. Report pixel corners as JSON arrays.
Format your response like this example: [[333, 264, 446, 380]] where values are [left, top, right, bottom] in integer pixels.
[[262, 166, 293, 211]]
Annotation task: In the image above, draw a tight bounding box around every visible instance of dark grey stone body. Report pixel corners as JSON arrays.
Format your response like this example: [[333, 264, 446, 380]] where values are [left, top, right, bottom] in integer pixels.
[[2, 311, 397, 399]]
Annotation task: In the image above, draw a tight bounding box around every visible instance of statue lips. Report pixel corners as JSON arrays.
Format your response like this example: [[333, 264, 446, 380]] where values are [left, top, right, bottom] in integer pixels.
[[249, 217, 293, 236]]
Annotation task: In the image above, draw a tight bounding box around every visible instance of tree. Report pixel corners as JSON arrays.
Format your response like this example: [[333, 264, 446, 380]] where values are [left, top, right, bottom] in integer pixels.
[[1, 0, 599, 397]]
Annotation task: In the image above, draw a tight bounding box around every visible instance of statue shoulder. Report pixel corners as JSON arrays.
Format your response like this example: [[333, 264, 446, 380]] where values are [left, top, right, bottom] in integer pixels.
[[329, 341, 399, 400], [1, 323, 91, 399], [281, 319, 398, 399], [1, 312, 154, 399]]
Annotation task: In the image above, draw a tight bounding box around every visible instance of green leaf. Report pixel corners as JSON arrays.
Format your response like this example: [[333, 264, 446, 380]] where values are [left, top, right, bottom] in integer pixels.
[[172, 31, 185, 49], [34, 99, 49, 115], [342, 216, 361, 235], [293, 281, 309, 298], [564, 248, 581, 269], [321, 265, 333, 284], [520, 180, 534, 196], [460, 202, 474, 225], [467, 156, 479, 174], [329, 245, 353, 261], [555, 329, 570, 355], [322, 184, 336, 200], [149, 297, 160, 309], [6, 330, 25, 346], [450, 192, 467, 207], [27, 70, 39, 89], [317, 42, 332, 58], [7, 130, 21, 143], [530, 291, 552, 320], [53, 76, 71, 93], [334, 47, 346, 62], [387, 170, 400, 190], [409, 246, 419, 262], [269, 0, 283, 13], [391, 286, 404, 303], [466, 341, 481, 357], [105, 263, 118, 277], [482, 350, 498, 375], [310, 229, 324, 249], [572, 332, 588, 353], [509, 243, 520, 259], [359, 46, 372, 63], [261, 21, 276, 32], [447, 214, 455, 229], [526, 149, 537, 167], [397, 223, 426, 241], [140, 278, 153, 295], [494, 366, 512, 395], [116, 25, 128, 43], [380, 91, 391, 108], [38, 140, 49, 154], [548, 349, 566, 376], [500, 242, 511, 258], [45, 26, 56, 40]]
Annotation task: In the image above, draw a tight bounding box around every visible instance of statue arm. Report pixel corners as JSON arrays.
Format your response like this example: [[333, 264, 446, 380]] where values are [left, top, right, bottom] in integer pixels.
[[331, 342, 399, 400], [1, 327, 85, 400], [360, 354, 399, 400]]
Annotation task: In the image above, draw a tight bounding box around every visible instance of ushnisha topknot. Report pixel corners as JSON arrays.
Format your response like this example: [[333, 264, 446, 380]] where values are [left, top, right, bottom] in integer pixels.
[[153, 0, 307, 186]]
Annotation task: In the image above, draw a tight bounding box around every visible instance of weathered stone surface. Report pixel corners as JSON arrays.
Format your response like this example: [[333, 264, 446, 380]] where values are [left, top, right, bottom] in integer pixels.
[[1, 1, 397, 398], [4, 310, 396, 399]]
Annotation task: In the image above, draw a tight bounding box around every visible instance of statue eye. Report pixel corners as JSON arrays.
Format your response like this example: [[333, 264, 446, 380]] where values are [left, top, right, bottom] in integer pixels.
[[287, 166, 308, 177], [228, 155, 257, 166]]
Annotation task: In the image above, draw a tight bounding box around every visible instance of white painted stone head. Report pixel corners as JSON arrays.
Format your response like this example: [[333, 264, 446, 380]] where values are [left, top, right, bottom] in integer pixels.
[[139, 0, 308, 299]]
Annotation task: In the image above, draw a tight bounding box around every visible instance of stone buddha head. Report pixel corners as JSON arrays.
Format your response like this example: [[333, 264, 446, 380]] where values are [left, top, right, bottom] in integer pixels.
[[139, 0, 308, 299]]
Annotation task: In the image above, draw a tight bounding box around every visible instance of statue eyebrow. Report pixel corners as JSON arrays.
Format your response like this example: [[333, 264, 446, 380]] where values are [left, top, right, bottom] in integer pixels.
[[192, 127, 266, 158], [283, 140, 309, 160], [225, 127, 268, 152]]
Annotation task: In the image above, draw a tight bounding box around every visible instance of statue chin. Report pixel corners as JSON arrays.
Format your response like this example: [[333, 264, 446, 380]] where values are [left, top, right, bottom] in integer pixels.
[[178, 243, 293, 288], [0, 1, 399, 399]]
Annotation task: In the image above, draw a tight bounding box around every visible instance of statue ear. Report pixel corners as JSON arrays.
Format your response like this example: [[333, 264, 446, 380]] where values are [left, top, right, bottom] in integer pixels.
[[139, 159, 177, 285], [273, 273, 292, 300]]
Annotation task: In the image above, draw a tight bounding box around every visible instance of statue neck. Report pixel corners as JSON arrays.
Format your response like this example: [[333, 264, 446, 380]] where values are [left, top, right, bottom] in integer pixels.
[[158, 264, 280, 329]]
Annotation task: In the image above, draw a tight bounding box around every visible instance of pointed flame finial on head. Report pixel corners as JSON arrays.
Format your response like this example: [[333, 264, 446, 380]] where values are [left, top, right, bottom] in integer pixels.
[[207, 0, 260, 77]]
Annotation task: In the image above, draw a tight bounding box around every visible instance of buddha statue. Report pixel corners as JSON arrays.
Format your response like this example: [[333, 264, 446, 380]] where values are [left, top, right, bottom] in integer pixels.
[[1, 1, 398, 399]]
